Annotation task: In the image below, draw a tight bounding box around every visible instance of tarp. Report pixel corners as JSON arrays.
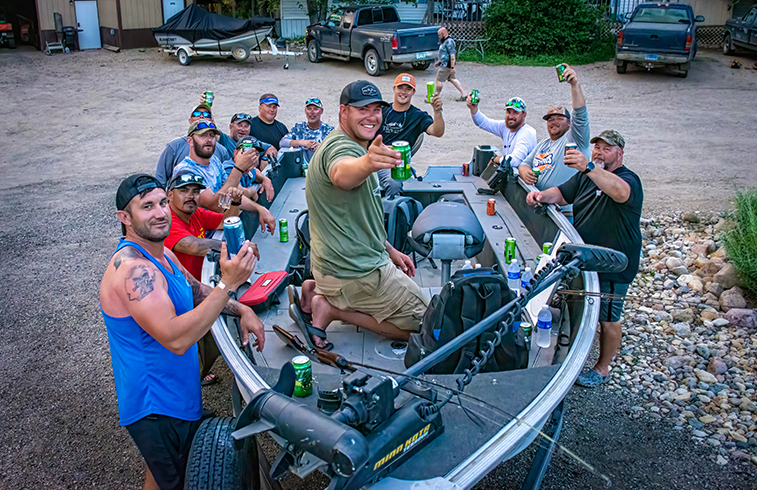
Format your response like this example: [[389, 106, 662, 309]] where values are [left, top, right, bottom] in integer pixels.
[[152, 4, 274, 43]]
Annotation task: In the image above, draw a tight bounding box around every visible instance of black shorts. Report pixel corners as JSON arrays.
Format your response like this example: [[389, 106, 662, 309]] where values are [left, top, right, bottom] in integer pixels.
[[599, 281, 630, 323], [126, 414, 202, 490]]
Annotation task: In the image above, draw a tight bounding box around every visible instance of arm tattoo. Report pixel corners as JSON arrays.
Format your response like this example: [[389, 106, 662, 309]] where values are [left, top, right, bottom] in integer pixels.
[[222, 299, 244, 317], [125, 265, 156, 301], [183, 268, 246, 317], [113, 246, 144, 271]]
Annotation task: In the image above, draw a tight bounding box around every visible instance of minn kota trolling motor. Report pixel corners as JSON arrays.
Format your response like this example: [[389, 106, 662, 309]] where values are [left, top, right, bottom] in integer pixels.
[[230, 243, 628, 490]]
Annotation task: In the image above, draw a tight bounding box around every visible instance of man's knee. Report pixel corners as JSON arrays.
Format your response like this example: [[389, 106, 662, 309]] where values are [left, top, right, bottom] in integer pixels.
[[378, 168, 403, 198]]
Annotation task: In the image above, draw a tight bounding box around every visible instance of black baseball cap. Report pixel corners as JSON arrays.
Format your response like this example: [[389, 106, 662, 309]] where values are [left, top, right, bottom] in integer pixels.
[[339, 80, 389, 108], [116, 174, 162, 235], [167, 169, 207, 191]]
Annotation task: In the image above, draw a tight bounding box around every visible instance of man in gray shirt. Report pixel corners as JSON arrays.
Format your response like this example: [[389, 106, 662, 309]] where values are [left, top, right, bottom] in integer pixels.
[[434, 27, 466, 100], [519, 64, 590, 218], [155, 103, 232, 187]]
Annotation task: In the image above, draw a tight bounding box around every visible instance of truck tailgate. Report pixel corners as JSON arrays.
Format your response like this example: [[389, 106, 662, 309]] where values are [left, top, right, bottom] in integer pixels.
[[621, 23, 689, 52], [395, 26, 439, 54]]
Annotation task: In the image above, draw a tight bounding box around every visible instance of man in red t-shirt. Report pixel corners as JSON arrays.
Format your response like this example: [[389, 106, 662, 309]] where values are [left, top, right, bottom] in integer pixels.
[[165, 169, 254, 385]]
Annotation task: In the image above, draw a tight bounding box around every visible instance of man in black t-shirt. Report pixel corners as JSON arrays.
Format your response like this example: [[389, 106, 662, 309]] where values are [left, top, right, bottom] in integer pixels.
[[376, 73, 445, 197], [249, 93, 289, 152], [526, 130, 643, 388]]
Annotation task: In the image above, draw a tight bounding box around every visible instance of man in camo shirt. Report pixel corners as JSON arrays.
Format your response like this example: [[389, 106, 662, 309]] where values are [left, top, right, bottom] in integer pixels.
[[279, 98, 335, 162]]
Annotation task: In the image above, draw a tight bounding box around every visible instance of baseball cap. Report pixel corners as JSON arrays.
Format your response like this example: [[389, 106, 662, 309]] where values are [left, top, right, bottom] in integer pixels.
[[230, 113, 253, 124], [393, 73, 416, 89], [505, 97, 527, 113], [191, 103, 212, 116], [543, 106, 571, 121], [187, 120, 221, 137], [305, 98, 323, 108], [235, 135, 259, 150], [591, 129, 626, 149], [167, 169, 207, 191], [339, 80, 389, 108], [259, 94, 280, 106], [116, 174, 162, 235]]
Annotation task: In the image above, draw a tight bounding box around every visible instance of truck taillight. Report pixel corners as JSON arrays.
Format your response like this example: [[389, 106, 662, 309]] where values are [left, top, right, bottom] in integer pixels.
[[391, 36, 398, 50], [0, 23, 12, 31], [685, 34, 691, 50], [617, 31, 624, 46]]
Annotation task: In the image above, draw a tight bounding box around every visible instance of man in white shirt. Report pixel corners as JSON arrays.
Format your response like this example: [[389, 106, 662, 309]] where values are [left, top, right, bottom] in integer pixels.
[[466, 96, 537, 169]]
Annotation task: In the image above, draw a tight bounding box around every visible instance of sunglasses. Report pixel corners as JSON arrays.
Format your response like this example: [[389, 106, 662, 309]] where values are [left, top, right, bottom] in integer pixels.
[[194, 121, 217, 130], [232, 113, 252, 123], [192, 111, 211, 118], [505, 100, 526, 110], [173, 173, 205, 186], [306, 98, 322, 106]]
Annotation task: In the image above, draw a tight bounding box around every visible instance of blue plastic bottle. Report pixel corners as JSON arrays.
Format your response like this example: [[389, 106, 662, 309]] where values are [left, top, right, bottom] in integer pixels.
[[535, 305, 552, 348]]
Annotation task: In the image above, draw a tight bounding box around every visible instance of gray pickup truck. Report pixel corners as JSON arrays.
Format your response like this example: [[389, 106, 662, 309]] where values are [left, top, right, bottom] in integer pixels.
[[305, 5, 440, 76], [614, 2, 704, 78], [723, 4, 757, 55]]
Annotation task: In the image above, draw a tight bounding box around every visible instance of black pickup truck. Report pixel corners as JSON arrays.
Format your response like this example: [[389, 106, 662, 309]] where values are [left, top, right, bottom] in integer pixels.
[[723, 4, 757, 55], [614, 3, 704, 78], [305, 5, 440, 76]]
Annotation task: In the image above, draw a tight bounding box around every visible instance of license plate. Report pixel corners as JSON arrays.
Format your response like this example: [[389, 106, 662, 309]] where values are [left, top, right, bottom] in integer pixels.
[[416, 52, 427, 60], [645, 54, 658, 61]]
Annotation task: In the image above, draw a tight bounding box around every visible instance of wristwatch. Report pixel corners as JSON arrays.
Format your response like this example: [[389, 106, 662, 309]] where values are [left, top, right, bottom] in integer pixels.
[[582, 161, 595, 175], [217, 281, 235, 297]]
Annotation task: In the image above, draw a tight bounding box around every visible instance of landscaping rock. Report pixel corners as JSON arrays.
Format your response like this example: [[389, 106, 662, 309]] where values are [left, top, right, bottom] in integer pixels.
[[725, 309, 757, 330], [695, 370, 719, 384], [714, 263, 742, 289], [708, 358, 728, 376], [719, 287, 747, 312]]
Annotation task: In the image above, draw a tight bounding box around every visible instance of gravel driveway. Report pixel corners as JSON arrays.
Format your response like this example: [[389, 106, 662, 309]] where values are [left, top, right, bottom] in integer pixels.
[[1, 46, 756, 489]]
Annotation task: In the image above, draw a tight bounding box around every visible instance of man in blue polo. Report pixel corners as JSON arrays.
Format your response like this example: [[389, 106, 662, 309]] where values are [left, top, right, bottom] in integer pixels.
[[100, 174, 264, 490]]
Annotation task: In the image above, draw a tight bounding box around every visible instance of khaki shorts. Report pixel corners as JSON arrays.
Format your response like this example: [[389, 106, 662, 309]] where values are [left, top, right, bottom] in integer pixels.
[[313, 262, 429, 332], [436, 66, 456, 83]]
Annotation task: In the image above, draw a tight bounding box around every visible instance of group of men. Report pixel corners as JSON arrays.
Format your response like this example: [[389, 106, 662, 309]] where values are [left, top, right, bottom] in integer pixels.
[[100, 58, 643, 489]]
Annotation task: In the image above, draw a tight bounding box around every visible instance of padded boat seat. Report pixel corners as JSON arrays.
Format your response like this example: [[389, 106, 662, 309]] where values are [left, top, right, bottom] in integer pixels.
[[409, 202, 486, 282]]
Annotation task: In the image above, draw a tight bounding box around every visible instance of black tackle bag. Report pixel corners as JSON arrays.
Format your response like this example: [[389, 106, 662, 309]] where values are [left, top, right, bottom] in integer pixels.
[[405, 268, 529, 374], [383, 196, 423, 256]]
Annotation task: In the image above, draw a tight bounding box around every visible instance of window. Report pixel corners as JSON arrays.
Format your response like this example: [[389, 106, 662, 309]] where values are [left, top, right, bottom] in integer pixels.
[[383, 7, 399, 23], [343, 11, 354, 29], [744, 8, 757, 26], [372, 7, 384, 24], [632, 7, 690, 24], [328, 10, 343, 25], [357, 9, 372, 26]]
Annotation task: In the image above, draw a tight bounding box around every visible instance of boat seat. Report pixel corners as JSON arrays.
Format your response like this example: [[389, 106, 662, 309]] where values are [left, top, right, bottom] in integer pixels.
[[408, 202, 485, 282]]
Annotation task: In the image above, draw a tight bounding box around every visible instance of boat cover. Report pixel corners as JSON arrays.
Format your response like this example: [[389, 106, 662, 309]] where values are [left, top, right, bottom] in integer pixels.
[[152, 4, 274, 43]]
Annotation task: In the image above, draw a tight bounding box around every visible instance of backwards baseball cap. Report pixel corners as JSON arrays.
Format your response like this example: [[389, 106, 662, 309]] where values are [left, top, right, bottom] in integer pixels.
[[191, 103, 212, 116], [167, 169, 206, 191], [505, 97, 527, 113], [116, 174, 161, 211], [187, 120, 220, 137], [339, 80, 389, 108], [543, 106, 571, 121], [259, 94, 280, 106], [591, 129, 626, 149], [394, 73, 416, 89]]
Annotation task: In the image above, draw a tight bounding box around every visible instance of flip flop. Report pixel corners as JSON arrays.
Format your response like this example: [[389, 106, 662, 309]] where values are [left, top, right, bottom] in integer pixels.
[[287, 285, 312, 323], [201, 373, 218, 386], [288, 303, 333, 351]]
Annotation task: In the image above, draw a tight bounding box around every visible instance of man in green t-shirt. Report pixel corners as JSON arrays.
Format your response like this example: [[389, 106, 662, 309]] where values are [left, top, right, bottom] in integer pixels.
[[290, 80, 429, 350]]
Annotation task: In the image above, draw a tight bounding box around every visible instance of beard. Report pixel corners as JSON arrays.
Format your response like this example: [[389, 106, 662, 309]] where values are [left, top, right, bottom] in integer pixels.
[[195, 144, 214, 159]]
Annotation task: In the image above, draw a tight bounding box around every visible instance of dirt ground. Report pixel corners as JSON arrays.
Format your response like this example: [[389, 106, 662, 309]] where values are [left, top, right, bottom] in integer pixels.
[[1, 45, 756, 489]]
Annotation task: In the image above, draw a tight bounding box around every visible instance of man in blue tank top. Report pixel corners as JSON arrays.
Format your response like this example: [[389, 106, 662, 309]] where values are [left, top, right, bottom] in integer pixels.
[[100, 174, 265, 490]]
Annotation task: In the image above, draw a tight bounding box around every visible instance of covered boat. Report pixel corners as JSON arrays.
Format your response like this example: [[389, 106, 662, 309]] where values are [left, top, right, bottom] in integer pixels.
[[188, 147, 624, 489], [153, 4, 274, 64]]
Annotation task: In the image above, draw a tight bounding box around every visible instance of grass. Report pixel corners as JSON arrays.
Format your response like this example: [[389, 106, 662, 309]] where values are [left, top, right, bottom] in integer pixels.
[[457, 44, 615, 66], [722, 188, 757, 293]]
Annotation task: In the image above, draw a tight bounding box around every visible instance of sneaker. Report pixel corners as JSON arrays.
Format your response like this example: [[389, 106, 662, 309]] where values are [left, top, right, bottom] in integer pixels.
[[575, 369, 610, 388]]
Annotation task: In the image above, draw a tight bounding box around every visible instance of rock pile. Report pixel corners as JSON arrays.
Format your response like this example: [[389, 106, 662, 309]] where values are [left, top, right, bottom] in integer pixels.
[[604, 212, 757, 467]]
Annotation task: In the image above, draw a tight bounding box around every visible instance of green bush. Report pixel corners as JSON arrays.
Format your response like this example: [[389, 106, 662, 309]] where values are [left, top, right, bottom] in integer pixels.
[[483, 0, 614, 58], [723, 189, 757, 293]]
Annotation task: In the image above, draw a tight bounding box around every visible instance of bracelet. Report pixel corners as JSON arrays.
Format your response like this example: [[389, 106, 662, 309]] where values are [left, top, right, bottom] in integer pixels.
[[231, 200, 242, 206], [233, 165, 244, 173]]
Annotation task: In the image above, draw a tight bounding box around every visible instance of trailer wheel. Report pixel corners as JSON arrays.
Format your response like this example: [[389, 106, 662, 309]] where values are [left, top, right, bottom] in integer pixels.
[[364, 48, 384, 76], [185, 417, 260, 490], [232, 45, 249, 61], [307, 39, 323, 63], [178, 48, 191, 66], [411, 60, 430, 70]]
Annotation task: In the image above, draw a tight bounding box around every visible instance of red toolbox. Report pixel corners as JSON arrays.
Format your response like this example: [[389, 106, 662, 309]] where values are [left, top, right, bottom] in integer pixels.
[[237, 271, 290, 313]]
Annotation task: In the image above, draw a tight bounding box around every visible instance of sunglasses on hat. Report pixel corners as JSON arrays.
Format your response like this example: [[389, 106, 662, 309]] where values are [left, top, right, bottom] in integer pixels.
[[231, 113, 252, 123], [506, 99, 526, 110], [173, 173, 204, 186], [306, 98, 322, 106], [195, 121, 217, 130]]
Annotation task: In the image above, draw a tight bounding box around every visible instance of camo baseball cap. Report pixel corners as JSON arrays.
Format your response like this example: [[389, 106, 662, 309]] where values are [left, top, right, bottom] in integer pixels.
[[591, 129, 626, 149], [187, 120, 221, 137]]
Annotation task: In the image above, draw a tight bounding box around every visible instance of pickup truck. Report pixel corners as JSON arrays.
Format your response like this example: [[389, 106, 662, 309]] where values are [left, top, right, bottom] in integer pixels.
[[723, 4, 757, 55], [614, 3, 704, 78], [305, 5, 440, 76]]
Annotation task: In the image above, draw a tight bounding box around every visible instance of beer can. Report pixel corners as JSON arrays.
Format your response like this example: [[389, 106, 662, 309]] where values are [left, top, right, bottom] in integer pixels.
[[505, 238, 516, 264], [462, 162, 470, 176], [279, 218, 289, 242], [223, 216, 245, 258], [542, 242, 553, 255], [292, 355, 313, 397], [564, 142, 578, 156], [426, 81, 435, 103], [301, 161, 308, 177], [471, 89, 479, 104], [532, 167, 541, 182], [391, 141, 411, 181], [203, 91, 214, 106], [556, 64, 567, 83], [486, 199, 496, 216], [241, 140, 254, 153], [521, 322, 532, 336]]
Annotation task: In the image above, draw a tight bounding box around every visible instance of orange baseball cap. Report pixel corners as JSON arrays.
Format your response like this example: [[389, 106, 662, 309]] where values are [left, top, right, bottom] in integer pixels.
[[393, 73, 416, 89]]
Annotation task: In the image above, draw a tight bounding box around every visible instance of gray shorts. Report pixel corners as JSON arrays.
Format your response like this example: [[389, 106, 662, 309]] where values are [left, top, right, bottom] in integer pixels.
[[599, 281, 629, 323]]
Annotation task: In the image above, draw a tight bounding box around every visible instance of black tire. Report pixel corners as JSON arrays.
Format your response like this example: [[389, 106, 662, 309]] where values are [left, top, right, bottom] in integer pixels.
[[411, 60, 431, 70], [232, 45, 249, 61], [307, 39, 322, 63], [364, 48, 384, 76], [178, 48, 192, 66], [616, 61, 627, 74], [723, 34, 734, 55], [8, 38, 16, 49], [185, 417, 260, 490], [678, 70, 688, 78]]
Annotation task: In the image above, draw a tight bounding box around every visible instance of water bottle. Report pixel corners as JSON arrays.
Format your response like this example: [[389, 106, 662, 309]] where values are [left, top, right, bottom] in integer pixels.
[[507, 259, 520, 294], [520, 266, 533, 296], [535, 305, 552, 348], [460, 260, 473, 270]]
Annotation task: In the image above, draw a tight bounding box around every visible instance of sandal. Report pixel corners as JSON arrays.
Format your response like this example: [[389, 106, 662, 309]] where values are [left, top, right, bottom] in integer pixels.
[[288, 303, 333, 351], [574, 369, 610, 388], [287, 285, 312, 323], [201, 373, 218, 386]]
